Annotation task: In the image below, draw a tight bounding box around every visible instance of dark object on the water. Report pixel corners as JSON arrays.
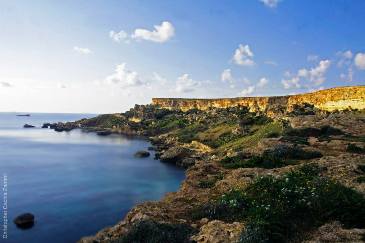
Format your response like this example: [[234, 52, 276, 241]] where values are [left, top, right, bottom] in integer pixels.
[[14, 213, 35, 229], [96, 130, 112, 136], [23, 124, 35, 128], [42, 123, 52, 128], [16, 114, 30, 117], [148, 146, 155, 151], [135, 150, 150, 158], [54, 127, 72, 132]]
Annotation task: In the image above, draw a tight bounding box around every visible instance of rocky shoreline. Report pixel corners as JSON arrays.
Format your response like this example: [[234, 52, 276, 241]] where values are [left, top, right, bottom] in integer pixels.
[[44, 88, 365, 243]]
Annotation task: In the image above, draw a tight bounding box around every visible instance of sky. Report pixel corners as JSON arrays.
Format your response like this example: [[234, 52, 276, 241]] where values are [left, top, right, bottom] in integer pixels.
[[0, 0, 364, 113]]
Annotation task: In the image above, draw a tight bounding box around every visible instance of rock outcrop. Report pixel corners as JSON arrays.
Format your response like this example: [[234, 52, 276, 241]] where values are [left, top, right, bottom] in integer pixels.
[[152, 86, 365, 114]]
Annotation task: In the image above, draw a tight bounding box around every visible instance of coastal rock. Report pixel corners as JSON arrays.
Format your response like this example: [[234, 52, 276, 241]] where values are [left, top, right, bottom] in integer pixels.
[[96, 130, 112, 136], [160, 146, 192, 166], [23, 124, 35, 128], [191, 220, 244, 243], [53, 122, 77, 132], [304, 221, 365, 242], [41, 123, 51, 128], [134, 151, 150, 158], [14, 213, 35, 229]]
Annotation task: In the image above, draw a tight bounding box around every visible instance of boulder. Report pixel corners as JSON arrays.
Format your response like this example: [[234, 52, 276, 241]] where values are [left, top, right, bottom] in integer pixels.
[[41, 123, 51, 128], [135, 151, 150, 158], [14, 213, 35, 229], [160, 146, 192, 166], [23, 124, 35, 128], [96, 130, 112, 136]]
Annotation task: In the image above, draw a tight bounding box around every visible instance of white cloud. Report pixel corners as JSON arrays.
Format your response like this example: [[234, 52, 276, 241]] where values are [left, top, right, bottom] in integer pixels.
[[73, 46, 92, 54], [337, 50, 353, 67], [307, 54, 319, 62], [282, 76, 300, 89], [281, 59, 331, 89], [109, 30, 129, 43], [257, 77, 269, 88], [0, 81, 12, 87], [240, 86, 255, 96], [132, 21, 174, 43], [105, 63, 144, 87], [232, 44, 255, 66], [264, 60, 278, 66], [175, 74, 201, 93], [355, 52, 365, 70], [109, 21, 175, 44], [307, 60, 331, 85], [152, 72, 167, 84], [340, 66, 353, 82], [260, 0, 280, 8], [221, 69, 234, 83]]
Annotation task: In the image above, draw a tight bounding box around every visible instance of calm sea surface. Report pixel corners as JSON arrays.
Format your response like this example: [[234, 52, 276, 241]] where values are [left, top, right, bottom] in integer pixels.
[[0, 113, 185, 243]]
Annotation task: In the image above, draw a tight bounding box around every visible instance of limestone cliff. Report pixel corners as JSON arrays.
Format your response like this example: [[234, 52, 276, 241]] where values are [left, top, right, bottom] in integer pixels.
[[152, 86, 365, 114]]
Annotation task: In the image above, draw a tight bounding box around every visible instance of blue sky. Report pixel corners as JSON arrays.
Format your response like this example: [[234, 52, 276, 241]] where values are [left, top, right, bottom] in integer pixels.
[[0, 0, 364, 113]]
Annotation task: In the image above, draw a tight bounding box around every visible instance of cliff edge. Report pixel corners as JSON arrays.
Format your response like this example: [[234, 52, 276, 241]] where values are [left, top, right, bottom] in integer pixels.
[[152, 86, 365, 114]]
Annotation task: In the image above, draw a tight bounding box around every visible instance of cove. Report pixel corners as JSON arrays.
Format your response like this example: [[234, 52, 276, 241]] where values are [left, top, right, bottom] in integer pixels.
[[0, 113, 185, 243]]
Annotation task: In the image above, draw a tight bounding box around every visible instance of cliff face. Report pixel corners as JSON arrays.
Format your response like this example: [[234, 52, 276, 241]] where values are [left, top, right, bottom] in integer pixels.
[[152, 86, 365, 113]]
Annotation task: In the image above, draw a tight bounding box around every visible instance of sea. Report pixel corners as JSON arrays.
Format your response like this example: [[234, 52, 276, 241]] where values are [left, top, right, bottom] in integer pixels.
[[0, 112, 185, 243]]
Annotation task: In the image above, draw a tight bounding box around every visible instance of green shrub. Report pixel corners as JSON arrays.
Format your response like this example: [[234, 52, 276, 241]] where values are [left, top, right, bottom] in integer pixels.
[[239, 115, 272, 126], [347, 144, 365, 154], [358, 164, 365, 173], [279, 135, 309, 145], [356, 176, 365, 183], [220, 145, 321, 169], [193, 164, 365, 242], [117, 220, 196, 243], [284, 125, 343, 138]]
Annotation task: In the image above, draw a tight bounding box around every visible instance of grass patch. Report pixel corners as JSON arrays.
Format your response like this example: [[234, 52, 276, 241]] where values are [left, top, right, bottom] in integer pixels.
[[193, 164, 365, 242], [196, 123, 242, 148], [149, 116, 188, 132], [218, 122, 283, 152], [347, 143, 365, 154], [176, 122, 207, 143], [116, 220, 196, 243]]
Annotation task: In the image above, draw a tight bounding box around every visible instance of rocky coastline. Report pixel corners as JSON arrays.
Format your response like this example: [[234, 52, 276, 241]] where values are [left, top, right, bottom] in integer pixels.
[[45, 86, 365, 243]]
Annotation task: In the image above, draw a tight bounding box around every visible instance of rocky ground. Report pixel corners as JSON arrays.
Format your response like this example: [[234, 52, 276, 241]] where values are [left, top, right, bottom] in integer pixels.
[[46, 103, 365, 243]]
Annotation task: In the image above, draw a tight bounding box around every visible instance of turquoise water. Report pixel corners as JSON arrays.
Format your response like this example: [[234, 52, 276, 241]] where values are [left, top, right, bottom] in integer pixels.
[[0, 113, 185, 243]]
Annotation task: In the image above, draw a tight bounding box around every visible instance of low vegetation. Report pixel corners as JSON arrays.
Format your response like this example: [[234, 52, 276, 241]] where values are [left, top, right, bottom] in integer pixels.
[[198, 174, 224, 188], [116, 220, 196, 243], [347, 143, 365, 154], [193, 164, 365, 242], [218, 122, 284, 152], [284, 125, 344, 138], [220, 145, 322, 169]]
